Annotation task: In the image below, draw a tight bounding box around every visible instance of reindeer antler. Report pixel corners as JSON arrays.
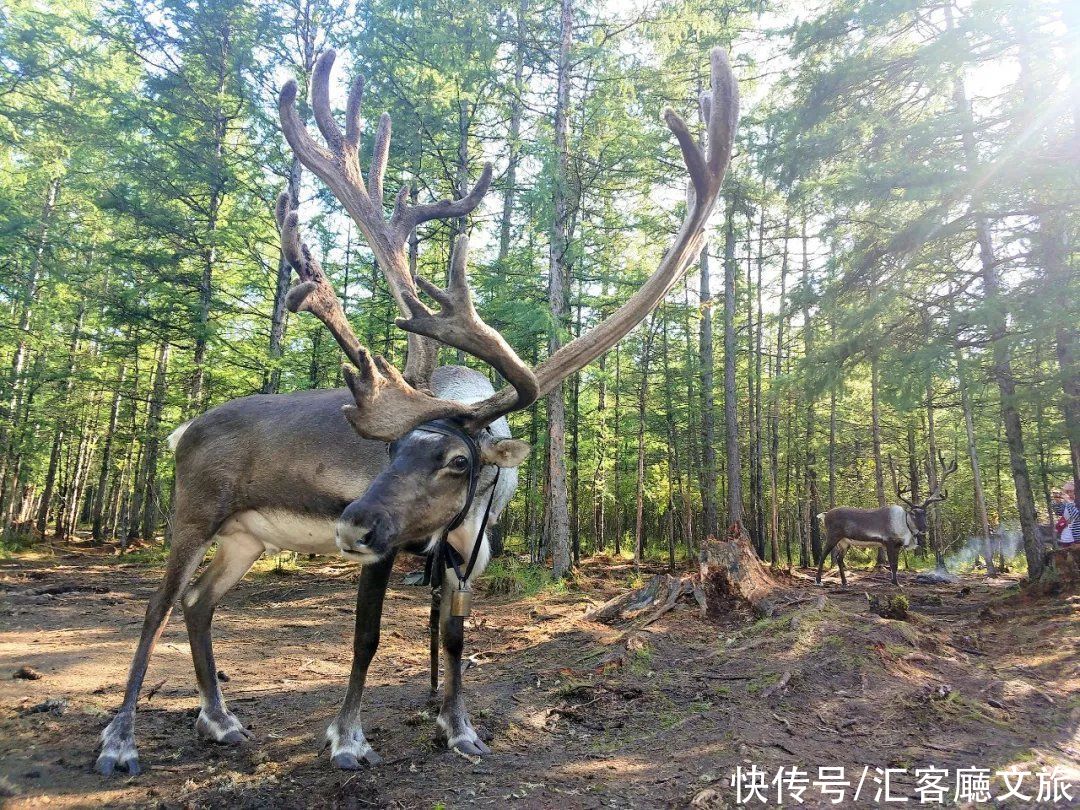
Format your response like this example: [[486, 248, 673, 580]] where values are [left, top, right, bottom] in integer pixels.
[[923, 451, 958, 505], [275, 195, 471, 441], [278, 51, 534, 439], [888, 454, 917, 508], [277, 47, 738, 441]]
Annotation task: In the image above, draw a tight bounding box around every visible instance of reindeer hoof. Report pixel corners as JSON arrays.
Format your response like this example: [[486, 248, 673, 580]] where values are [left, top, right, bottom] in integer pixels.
[[195, 709, 252, 745], [437, 713, 491, 757], [326, 720, 381, 769], [95, 752, 141, 777], [331, 748, 382, 770], [96, 716, 141, 777], [451, 736, 491, 757]]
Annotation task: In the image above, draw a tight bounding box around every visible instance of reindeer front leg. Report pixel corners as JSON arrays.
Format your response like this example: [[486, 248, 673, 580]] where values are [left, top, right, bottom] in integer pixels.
[[326, 550, 396, 769], [435, 580, 490, 756]]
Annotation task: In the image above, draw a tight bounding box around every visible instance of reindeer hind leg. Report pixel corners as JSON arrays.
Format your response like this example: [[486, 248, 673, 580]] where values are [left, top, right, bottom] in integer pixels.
[[816, 536, 839, 585], [96, 521, 212, 776], [182, 524, 264, 745]]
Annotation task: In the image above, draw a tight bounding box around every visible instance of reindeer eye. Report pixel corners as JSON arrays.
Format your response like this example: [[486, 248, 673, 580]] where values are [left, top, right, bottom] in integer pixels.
[[448, 455, 470, 473]]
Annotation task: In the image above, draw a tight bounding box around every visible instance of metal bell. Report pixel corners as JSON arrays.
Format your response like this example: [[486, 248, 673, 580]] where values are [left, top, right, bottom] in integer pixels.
[[450, 587, 473, 617]]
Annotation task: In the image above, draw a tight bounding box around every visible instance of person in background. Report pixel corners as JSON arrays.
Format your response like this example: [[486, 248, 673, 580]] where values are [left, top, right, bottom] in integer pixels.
[[1052, 480, 1079, 546]]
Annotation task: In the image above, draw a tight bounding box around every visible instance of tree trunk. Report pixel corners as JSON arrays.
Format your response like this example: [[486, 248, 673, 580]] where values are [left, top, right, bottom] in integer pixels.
[[189, 22, 231, 409], [634, 313, 659, 567], [768, 213, 790, 568], [925, 389, 946, 567], [0, 177, 61, 515], [699, 244, 717, 539], [499, 0, 527, 265], [800, 213, 820, 565], [92, 362, 127, 543], [753, 202, 766, 554], [947, 3, 1041, 577], [546, 0, 573, 578], [957, 347, 996, 573], [722, 195, 742, 527], [870, 355, 886, 507], [36, 305, 84, 537], [570, 296, 581, 565], [614, 342, 623, 557], [140, 341, 171, 542]]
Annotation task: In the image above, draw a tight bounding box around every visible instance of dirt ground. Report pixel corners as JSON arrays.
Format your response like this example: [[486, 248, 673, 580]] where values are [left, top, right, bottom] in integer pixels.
[[1, 544, 1078, 809]]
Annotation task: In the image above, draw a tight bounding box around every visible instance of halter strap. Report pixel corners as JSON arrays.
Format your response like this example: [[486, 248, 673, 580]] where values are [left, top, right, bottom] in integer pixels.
[[412, 418, 498, 589], [413, 419, 482, 532]]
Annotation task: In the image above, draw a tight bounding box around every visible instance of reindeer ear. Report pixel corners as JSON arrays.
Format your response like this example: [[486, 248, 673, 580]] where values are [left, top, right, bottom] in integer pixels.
[[480, 437, 531, 469]]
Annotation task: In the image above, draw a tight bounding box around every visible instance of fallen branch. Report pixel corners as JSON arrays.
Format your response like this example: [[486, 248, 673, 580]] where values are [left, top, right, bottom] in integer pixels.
[[761, 671, 792, 698]]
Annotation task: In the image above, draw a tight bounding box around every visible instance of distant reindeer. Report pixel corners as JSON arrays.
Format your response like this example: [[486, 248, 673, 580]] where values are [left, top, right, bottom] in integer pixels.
[[815, 452, 957, 587], [96, 49, 738, 775]]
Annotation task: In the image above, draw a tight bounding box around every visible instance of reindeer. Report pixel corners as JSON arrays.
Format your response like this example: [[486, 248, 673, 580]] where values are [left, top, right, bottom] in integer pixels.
[[815, 452, 957, 587], [95, 48, 738, 776]]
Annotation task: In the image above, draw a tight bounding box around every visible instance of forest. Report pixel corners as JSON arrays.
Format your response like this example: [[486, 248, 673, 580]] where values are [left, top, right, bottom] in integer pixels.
[[1, 0, 1076, 580], [0, 0, 1078, 805]]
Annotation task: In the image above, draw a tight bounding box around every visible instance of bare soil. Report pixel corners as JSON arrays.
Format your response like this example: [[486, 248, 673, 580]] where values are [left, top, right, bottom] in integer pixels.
[[1, 545, 1078, 809]]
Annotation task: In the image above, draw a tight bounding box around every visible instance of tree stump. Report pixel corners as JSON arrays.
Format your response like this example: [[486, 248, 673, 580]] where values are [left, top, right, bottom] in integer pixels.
[[1034, 543, 1080, 594], [698, 523, 780, 617], [587, 524, 783, 626]]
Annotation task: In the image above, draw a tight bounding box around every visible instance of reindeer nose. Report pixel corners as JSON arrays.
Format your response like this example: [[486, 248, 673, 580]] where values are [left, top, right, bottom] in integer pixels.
[[335, 504, 395, 560]]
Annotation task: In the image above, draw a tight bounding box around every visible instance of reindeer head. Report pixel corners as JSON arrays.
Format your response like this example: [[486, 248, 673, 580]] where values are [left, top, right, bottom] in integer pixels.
[[276, 48, 737, 559], [891, 452, 958, 544]]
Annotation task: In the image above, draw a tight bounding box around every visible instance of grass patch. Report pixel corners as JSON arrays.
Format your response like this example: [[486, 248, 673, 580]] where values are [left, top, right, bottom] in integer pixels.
[[481, 556, 554, 598], [628, 644, 653, 676], [0, 530, 38, 559], [103, 545, 171, 566], [251, 551, 301, 577]]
